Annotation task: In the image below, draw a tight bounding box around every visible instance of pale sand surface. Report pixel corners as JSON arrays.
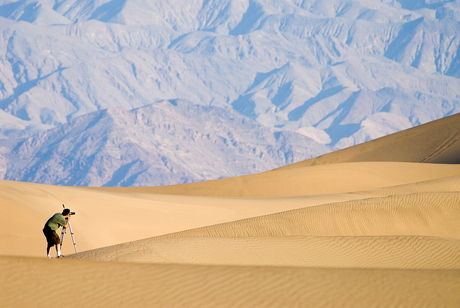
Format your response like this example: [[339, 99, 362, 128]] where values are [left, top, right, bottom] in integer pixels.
[[284, 111, 460, 166], [0, 179, 369, 257], [2, 164, 460, 256], [150, 191, 460, 240], [71, 235, 460, 269], [2, 114, 460, 307], [1, 256, 459, 308], [2, 173, 460, 307], [96, 161, 460, 197]]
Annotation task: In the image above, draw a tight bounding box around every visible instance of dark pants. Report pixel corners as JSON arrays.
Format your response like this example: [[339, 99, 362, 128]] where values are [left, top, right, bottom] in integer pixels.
[[43, 226, 61, 248]]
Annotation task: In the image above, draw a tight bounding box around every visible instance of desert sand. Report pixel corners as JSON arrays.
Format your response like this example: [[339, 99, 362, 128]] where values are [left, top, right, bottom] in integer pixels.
[[1, 113, 460, 307]]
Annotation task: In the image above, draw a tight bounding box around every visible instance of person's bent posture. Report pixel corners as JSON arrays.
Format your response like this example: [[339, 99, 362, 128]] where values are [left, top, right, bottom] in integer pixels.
[[43, 209, 70, 258]]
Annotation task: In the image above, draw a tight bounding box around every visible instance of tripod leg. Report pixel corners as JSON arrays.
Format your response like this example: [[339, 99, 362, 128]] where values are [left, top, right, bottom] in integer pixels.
[[68, 222, 78, 253], [60, 227, 66, 246]]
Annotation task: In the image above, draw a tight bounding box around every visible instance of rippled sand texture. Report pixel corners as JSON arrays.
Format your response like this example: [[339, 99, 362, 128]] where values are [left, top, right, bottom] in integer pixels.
[[2, 113, 460, 307]]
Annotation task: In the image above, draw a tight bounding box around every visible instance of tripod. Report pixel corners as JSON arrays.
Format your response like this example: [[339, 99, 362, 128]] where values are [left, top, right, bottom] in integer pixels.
[[60, 204, 78, 253]]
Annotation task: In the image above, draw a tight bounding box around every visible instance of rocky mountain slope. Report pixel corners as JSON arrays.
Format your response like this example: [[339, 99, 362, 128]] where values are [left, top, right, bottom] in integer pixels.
[[0, 99, 329, 186], [0, 0, 459, 186]]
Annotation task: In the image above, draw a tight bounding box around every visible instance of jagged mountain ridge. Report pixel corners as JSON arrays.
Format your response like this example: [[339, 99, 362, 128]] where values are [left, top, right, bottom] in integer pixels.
[[0, 99, 329, 186], [0, 0, 459, 140], [0, 0, 459, 186]]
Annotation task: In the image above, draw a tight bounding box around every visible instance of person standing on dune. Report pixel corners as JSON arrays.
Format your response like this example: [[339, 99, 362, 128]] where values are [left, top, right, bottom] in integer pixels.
[[42, 209, 71, 258]]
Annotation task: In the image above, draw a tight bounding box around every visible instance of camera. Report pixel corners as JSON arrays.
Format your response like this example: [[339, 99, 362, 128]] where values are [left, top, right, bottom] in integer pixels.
[[62, 205, 75, 216]]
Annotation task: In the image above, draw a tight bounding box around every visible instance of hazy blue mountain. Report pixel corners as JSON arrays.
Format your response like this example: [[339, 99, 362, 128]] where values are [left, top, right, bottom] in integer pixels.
[[0, 99, 329, 186], [0, 0, 459, 186]]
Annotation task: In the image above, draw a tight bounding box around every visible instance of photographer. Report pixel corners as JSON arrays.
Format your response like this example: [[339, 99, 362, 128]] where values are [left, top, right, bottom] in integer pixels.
[[42, 208, 71, 258]]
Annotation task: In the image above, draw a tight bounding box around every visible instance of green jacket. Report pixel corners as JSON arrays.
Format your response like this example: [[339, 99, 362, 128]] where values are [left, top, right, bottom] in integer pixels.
[[45, 213, 67, 231]]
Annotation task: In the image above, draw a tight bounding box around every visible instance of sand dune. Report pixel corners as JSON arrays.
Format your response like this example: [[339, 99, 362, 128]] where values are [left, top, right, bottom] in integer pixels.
[[70, 235, 460, 269], [2, 114, 460, 307], [2, 167, 460, 257], [96, 161, 460, 197], [71, 186, 460, 270], [0, 179, 372, 257], [287, 111, 460, 166], [2, 256, 460, 308], [140, 191, 460, 240]]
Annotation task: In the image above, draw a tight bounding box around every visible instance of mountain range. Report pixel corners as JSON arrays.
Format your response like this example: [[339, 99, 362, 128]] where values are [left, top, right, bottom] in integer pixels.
[[1, 99, 329, 186], [0, 0, 459, 186]]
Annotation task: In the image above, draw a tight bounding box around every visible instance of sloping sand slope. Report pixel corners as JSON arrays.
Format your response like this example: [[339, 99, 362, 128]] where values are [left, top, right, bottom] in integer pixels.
[[71, 180, 460, 270], [0, 179, 371, 257], [2, 164, 460, 256], [97, 162, 460, 197], [2, 256, 459, 307], [70, 235, 460, 269], [2, 114, 460, 307], [290, 111, 460, 165]]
